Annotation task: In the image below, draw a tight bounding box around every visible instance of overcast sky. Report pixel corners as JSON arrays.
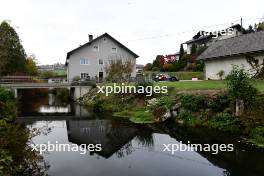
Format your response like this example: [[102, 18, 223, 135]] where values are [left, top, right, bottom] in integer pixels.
[[0, 0, 264, 65]]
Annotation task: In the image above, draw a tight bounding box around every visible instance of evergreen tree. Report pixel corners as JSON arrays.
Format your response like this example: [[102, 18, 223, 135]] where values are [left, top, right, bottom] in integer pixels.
[[190, 44, 197, 55], [152, 55, 163, 68], [247, 25, 255, 33], [179, 44, 184, 60], [0, 21, 26, 76]]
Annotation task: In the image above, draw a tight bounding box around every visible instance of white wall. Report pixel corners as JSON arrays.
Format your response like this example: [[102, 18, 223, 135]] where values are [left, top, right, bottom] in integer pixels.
[[204, 55, 264, 80], [67, 36, 137, 81]]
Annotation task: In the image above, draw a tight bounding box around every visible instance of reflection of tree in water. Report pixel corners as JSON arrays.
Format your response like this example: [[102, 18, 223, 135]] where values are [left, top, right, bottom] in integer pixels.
[[107, 123, 136, 158], [223, 170, 231, 176], [38, 121, 54, 136], [0, 124, 49, 175], [135, 130, 154, 149], [50, 88, 70, 106], [115, 141, 134, 158]]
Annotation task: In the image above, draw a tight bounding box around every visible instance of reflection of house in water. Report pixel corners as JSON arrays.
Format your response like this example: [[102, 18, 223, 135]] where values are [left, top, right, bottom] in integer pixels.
[[70, 103, 91, 117], [66, 119, 138, 158]]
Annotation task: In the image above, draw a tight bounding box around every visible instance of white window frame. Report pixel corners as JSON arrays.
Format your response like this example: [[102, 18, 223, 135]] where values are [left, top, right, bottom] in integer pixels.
[[111, 47, 117, 53], [93, 45, 99, 52], [80, 73, 90, 79], [98, 58, 104, 65], [80, 58, 89, 65]]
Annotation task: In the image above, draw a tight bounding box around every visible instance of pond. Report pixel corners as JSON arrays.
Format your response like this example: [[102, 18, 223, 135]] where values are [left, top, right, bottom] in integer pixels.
[[16, 90, 264, 176]]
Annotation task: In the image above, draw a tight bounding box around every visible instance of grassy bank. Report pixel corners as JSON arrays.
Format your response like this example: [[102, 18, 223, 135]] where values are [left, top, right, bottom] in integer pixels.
[[156, 80, 264, 92]]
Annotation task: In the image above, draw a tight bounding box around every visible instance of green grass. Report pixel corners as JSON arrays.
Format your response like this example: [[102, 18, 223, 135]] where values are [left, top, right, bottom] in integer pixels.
[[156, 80, 264, 92], [248, 126, 264, 147], [156, 80, 226, 90], [113, 108, 154, 124], [53, 69, 66, 76]]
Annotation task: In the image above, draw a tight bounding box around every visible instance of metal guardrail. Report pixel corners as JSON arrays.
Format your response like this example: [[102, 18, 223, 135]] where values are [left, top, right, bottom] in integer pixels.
[[0, 76, 49, 84], [0, 76, 152, 84]]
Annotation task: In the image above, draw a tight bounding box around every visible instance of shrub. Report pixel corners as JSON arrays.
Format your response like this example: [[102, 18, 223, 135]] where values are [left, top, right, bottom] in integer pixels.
[[0, 87, 16, 123], [153, 106, 168, 119], [80, 80, 97, 88], [249, 126, 264, 146], [156, 96, 175, 109], [0, 87, 15, 103], [181, 94, 206, 112], [209, 112, 239, 132], [217, 70, 225, 80], [207, 94, 231, 112], [178, 109, 197, 126], [214, 112, 233, 123], [226, 66, 258, 104], [72, 76, 81, 82]]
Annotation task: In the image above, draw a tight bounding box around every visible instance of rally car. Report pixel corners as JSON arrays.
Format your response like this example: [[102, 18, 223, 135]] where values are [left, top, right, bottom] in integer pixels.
[[153, 74, 179, 82]]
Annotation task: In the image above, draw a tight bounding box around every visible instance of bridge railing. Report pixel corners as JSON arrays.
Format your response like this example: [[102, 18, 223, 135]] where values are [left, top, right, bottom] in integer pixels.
[[0, 76, 49, 84]]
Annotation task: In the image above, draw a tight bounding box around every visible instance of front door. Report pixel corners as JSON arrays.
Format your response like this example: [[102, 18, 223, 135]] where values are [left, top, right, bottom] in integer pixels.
[[99, 72, 103, 82]]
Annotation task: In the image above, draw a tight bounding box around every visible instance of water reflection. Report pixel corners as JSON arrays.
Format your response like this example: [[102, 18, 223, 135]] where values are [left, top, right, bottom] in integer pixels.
[[16, 90, 264, 176], [39, 106, 70, 113], [67, 119, 139, 158]]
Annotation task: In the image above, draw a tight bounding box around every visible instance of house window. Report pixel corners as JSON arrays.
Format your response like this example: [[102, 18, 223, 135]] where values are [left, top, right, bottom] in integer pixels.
[[111, 47, 117, 53], [81, 73, 89, 79], [93, 45, 99, 52], [99, 59, 103, 65], [80, 58, 89, 65]]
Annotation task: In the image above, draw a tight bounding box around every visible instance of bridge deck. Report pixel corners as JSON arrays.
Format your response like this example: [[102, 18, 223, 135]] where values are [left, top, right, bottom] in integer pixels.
[[0, 83, 90, 89]]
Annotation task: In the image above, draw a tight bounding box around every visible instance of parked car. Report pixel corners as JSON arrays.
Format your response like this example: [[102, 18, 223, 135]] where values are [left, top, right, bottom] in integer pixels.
[[153, 74, 179, 82]]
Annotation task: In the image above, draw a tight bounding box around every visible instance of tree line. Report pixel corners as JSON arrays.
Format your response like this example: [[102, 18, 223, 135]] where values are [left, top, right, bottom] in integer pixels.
[[0, 21, 38, 76]]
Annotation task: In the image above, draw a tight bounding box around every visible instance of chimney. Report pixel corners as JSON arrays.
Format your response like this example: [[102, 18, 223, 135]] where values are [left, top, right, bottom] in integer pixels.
[[89, 34, 93, 42]]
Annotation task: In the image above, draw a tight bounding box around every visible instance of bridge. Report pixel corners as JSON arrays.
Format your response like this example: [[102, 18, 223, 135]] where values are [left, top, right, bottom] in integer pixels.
[[0, 76, 92, 99]]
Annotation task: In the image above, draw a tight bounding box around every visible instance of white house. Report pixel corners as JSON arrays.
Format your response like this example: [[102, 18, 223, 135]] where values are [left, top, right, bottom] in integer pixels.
[[184, 24, 245, 54], [65, 33, 139, 82], [198, 31, 264, 80]]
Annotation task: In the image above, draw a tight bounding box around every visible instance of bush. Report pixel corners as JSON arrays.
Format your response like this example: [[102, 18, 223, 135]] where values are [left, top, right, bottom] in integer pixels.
[[181, 94, 206, 112], [226, 66, 258, 104], [0, 87, 16, 123], [207, 94, 231, 112], [156, 96, 175, 109], [0, 87, 15, 103], [208, 112, 239, 132], [249, 126, 264, 146], [153, 106, 167, 119], [178, 109, 197, 126], [80, 80, 97, 88]]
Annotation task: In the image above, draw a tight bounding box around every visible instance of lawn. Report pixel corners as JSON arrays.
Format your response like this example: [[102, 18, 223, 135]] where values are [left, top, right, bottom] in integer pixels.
[[156, 80, 264, 92]]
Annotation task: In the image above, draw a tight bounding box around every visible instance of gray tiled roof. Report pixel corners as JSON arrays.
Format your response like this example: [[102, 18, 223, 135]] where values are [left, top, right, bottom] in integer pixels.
[[198, 31, 264, 60]]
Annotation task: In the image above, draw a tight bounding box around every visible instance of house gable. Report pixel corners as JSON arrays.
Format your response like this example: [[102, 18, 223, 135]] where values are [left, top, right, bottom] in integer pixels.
[[66, 33, 139, 65]]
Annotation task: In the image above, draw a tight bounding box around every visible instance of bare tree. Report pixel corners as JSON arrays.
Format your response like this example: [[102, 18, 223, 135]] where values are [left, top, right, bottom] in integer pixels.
[[245, 54, 264, 78], [105, 58, 134, 83]]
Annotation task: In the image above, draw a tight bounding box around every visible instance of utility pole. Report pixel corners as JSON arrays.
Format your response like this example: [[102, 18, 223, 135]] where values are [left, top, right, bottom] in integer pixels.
[[240, 18, 243, 33]]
